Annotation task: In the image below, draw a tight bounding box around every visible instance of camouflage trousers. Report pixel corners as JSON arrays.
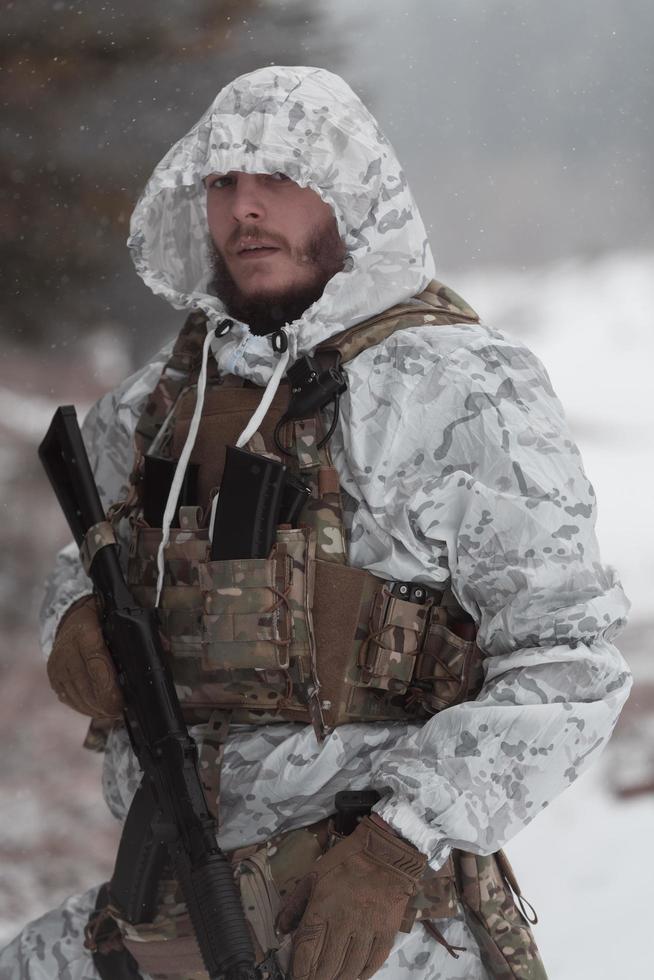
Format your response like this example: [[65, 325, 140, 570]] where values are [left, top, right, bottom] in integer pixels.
[[0, 883, 490, 980]]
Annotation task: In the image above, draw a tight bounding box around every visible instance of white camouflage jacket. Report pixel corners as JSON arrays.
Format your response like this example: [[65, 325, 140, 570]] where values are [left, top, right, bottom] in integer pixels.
[[40, 66, 631, 975]]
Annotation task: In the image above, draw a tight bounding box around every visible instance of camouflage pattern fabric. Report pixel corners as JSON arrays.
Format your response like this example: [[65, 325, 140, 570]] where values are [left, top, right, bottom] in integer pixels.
[[360, 584, 434, 693], [134, 310, 212, 453], [127, 67, 437, 387], [124, 413, 484, 734], [414, 605, 485, 712], [289, 418, 349, 565], [315, 280, 479, 365], [79, 521, 117, 576], [455, 851, 547, 980], [22, 64, 633, 979]]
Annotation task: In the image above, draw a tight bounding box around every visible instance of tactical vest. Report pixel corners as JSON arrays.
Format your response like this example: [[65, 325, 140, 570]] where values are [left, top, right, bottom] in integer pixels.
[[121, 280, 486, 740], [94, 280, 547, 980]]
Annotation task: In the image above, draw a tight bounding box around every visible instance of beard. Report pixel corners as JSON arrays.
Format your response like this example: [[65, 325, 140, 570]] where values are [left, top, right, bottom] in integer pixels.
[[208, 222, 345, 336]]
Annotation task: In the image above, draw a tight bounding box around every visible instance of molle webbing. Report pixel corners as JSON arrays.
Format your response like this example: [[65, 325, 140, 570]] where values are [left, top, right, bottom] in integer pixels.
[[122, 280, 485, 734]]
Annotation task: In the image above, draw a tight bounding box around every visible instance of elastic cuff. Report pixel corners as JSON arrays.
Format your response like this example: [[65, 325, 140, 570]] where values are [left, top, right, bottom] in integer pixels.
[[372, 798, 450, 868]]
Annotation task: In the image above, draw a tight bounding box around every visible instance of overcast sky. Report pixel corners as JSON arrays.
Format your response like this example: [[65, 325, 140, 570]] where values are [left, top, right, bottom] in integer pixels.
[[311, 0, 652, 270]]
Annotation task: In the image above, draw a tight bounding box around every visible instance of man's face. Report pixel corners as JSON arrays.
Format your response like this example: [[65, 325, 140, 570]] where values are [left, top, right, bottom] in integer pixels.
[[205, 171, 345, 334]]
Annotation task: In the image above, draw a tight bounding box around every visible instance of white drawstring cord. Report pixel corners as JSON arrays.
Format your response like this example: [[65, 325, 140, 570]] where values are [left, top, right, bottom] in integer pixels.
[[155, 325, 290, 607], [155, 324, 216, 607], [207, 327, 290, 547], [235, 332, 290, 448], [208, 489, 220, 543]]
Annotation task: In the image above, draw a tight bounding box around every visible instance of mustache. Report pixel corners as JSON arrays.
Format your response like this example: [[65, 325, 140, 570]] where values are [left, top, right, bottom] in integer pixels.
[[225, 226, 288, 253]]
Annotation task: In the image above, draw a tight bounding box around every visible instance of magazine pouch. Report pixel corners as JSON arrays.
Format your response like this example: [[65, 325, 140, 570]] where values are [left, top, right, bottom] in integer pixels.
[[413, 605, 485, 711]]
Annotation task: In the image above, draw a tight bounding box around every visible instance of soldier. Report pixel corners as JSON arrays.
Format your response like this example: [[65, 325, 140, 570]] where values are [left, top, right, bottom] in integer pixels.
[[0, 66, 631, 980]]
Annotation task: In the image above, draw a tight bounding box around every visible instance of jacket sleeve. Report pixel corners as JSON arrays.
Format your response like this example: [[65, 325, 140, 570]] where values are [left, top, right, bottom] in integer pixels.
[[342, 331, 632, 864], [39, 352, 170, 657]]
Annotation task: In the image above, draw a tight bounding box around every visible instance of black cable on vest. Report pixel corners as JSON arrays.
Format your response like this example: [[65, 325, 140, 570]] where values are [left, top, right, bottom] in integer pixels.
[[317, 391, 341, 448], [273, 389, 342, 458]]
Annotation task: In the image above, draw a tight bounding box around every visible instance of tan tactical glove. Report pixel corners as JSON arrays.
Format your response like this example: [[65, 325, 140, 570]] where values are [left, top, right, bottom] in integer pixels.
[[277, 814, 427, 980], [47, 594, 124, 720]]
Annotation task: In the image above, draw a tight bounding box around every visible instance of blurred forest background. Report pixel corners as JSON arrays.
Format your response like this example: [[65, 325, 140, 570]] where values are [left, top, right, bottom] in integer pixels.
[[1, 1, 652, 977]]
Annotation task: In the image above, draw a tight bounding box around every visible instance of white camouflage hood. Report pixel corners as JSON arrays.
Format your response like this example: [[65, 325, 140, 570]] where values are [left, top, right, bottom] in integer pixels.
[[128, 65, 435, 383]]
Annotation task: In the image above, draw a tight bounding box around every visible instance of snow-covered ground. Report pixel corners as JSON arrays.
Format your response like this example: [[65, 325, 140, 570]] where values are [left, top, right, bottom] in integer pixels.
[[0, 250, 652, 975]]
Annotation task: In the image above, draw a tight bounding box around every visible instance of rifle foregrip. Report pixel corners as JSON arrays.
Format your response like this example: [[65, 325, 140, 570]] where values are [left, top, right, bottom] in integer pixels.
[[177, 852, 257, 980]]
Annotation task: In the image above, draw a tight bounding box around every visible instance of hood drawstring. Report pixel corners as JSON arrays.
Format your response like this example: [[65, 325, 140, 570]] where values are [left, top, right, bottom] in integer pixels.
[[235, 333, 290, 450], [207, 329, 290, 545], [155, 322, 217, 607], [155, 324, 290, 608]]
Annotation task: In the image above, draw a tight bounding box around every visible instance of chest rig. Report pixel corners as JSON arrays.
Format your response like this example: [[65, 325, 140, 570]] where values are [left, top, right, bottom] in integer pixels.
[[93, 283, 547, 980], [121, 280, 485, 739]]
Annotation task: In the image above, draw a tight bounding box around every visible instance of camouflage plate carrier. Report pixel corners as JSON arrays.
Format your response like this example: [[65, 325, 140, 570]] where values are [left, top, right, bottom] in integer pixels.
[[123, 281, 485, 738], [93, 281, 547, 980]]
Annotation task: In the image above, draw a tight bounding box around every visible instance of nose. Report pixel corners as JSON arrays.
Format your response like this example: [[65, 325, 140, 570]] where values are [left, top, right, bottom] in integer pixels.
[[231, 174, 265, 223]]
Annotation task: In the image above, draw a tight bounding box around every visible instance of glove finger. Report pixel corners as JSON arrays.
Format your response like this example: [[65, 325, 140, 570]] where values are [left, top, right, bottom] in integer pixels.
[[312, 930, 371, 980], [359, 930, 396, 980], [86, 653, 123, 718], [289, 920, 328, 980], [46, 642, 73, 693], [332, 932, 377, 980], [64, 667, 97, 717], [277, 873, 315, 935], [53, 685, 71, 706], [46, 660, 60, 697]]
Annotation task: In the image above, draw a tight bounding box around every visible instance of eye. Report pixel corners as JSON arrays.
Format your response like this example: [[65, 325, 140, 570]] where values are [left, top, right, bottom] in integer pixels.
[[207, 174, 233, 189]]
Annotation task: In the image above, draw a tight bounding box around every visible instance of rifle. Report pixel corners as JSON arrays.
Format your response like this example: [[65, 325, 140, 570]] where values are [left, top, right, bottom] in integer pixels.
[[39, 406, 259, 980]]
